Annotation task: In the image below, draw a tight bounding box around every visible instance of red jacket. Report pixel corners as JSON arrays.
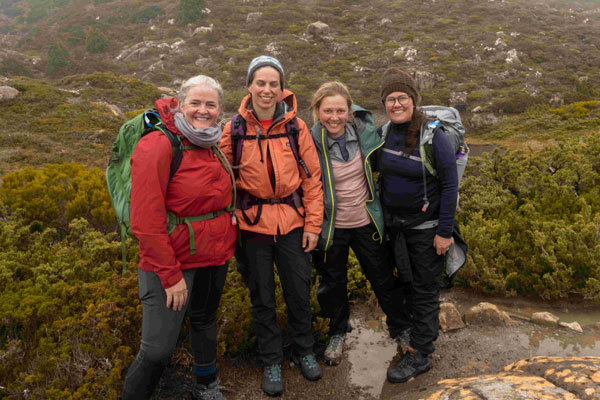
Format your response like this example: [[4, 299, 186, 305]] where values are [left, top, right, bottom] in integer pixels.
[[220, 89, 323, 236], [130, 97, 236, 289]]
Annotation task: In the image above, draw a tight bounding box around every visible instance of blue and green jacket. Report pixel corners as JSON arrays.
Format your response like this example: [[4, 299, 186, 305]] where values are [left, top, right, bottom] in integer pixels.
[[310, 104, 385, 252]]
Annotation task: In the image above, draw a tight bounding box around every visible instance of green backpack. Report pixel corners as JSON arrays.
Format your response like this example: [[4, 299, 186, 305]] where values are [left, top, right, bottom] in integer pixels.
[[106, 109, 233, 274]]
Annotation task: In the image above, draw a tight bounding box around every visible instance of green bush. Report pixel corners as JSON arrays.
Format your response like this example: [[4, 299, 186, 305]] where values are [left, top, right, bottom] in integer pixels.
[[85, 27, 110, 54], [46, 43, 70, 75], [176, 0, 206, 25]]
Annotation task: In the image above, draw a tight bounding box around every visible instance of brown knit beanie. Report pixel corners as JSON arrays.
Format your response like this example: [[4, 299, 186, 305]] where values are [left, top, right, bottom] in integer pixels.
[[380, 68, 420, 106]]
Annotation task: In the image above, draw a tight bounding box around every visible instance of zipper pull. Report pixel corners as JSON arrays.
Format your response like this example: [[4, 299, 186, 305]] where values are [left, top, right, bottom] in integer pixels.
[[421, 201, 429, 212], [231, 213, 237, 226]]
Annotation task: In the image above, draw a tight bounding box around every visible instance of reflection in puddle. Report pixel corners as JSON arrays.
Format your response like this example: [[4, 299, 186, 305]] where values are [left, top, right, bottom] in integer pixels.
[[525, 329, 600, 356], [346, 318, 396, 399]]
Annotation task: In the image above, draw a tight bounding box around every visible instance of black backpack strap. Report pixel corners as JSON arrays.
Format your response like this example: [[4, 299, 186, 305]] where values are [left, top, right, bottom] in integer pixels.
[[231, 114, 246, 180], [285, 117, 311, 178], [141, 109, 184, 182]]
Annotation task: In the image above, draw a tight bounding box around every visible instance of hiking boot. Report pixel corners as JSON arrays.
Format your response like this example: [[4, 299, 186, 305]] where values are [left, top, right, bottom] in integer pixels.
[[189, 377, 226, 400], [262, 364, 283, 397], [291, 353, 322, 381], [393, 328, 411, 352], [387, 351, 432, 383], [324, 334, 345, 366]]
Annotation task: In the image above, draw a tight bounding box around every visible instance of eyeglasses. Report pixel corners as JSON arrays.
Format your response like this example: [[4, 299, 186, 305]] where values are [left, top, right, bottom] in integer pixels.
[[385, 95, 411, 106]]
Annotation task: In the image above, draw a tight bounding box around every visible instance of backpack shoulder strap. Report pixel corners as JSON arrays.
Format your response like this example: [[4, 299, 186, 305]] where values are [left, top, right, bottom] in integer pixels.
[[142, 109, 183, 181], [285, 117, 311, 178], [230, 114, 246, 179]]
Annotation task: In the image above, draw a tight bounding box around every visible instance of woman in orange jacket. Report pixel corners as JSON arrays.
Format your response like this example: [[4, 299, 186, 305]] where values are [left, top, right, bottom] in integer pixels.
[[220, 56, 323, 397]]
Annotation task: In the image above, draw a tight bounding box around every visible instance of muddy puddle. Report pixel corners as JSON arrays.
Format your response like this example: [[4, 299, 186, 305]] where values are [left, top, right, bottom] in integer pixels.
[[344, 288, 600, 399]]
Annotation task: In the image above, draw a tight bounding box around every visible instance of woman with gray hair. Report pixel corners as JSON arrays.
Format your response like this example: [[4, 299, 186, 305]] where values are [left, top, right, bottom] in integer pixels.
[[121, 75, 236, 400]]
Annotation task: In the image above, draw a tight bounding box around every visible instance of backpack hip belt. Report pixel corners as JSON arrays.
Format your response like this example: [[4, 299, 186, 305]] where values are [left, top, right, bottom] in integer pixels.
[[236, 188, 304, 226], [167, 208, 232, 255]]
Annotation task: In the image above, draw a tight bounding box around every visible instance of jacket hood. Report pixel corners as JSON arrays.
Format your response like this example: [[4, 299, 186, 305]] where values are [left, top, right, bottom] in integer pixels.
[[238, 89, 297, 125], [154, 97, 180, 134]]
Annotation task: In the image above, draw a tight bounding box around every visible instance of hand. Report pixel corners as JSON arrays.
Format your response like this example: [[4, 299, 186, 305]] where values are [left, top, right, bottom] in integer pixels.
[[302, 231, 318, 253], [433, 234, 452, 256], [165, 278, 188, 311]]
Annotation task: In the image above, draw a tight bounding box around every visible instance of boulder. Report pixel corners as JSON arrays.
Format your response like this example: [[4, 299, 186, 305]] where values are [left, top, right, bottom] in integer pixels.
[[470, 113, 500, 129], [210, 45, 225, 56], [464, 302, 517, 327], [0, 85, 19, 101], [264, 42, 281, 57], [505, 48, 520, 64], [157, 87, 176, 96], [394, 46, 417, 62], [414, 70, 436, 91], [379, 18, 392, 28], [559, 321, 583, 333], [192, 24, 214, 35], [307, 21, 330, 39], [549, 92, 564, 107], [246, 12, 263, 24], [439, 302, 465, 332], [532, 311, 560, 326]]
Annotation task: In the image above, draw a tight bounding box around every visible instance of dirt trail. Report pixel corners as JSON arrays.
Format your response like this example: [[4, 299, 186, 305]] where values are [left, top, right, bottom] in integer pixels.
[[155, 288, 600, 399]]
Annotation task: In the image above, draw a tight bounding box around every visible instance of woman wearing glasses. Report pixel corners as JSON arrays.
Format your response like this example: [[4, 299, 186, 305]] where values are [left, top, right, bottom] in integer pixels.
[[377, 68, 458, 384]]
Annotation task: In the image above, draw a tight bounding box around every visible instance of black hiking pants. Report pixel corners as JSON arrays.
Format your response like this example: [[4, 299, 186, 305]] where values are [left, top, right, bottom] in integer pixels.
[[390, 226, 444, 356], [313, 223, 406, 337], [237, 228, 314, 366]]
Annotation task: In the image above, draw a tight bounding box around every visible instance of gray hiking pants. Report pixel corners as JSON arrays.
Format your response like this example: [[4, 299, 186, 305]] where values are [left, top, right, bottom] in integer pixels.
[[121, 264, 227, 400]]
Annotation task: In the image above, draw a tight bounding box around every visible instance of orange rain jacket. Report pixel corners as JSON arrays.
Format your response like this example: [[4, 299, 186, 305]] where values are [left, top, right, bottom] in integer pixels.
[[220, 89, 323, 236]]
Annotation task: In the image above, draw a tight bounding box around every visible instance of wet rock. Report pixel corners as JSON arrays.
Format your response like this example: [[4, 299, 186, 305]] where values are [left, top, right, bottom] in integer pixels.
[[439, 302, 465, 332], [559, 321, 583, 333], [246, 12, 263, 24], [464, 302, 517, 327], [307, 21, 330, 39], [0, 85, 19, 101], [532, 311, 560, 326]]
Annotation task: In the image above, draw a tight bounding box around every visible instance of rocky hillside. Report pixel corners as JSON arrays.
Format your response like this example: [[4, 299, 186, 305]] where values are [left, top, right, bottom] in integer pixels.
[[1, 0, 600, 128]]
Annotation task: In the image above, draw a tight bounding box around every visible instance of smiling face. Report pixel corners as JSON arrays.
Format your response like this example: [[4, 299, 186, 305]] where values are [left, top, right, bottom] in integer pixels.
[[179, 84, 220, 129], [318, 94, 349, 139], [247, 66, 282, 118], [384, 91, 414, 124]]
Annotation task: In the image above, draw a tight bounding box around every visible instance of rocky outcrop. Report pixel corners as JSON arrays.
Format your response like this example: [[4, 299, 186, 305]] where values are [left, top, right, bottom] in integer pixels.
[[464, 302, 517, 327], [246, 12, 263, 24], [0, 85, 19, 101], [550, 93, 565, 107], [427, 356, 600, 400], [449, 91, 467, 112]]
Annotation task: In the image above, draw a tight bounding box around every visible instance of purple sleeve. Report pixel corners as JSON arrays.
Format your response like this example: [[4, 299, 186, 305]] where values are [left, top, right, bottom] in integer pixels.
[[432, 127, 458, 237]]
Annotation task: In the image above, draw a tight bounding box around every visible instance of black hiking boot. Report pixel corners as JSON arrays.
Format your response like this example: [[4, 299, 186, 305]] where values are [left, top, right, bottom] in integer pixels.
[[291, 353, 322, 381], [387, 351, 432, 383], [262, 364, 283, 397]]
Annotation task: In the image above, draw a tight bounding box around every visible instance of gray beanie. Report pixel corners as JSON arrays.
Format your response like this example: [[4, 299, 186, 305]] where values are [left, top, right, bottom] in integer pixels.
[[246, 55, 284, 89]]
